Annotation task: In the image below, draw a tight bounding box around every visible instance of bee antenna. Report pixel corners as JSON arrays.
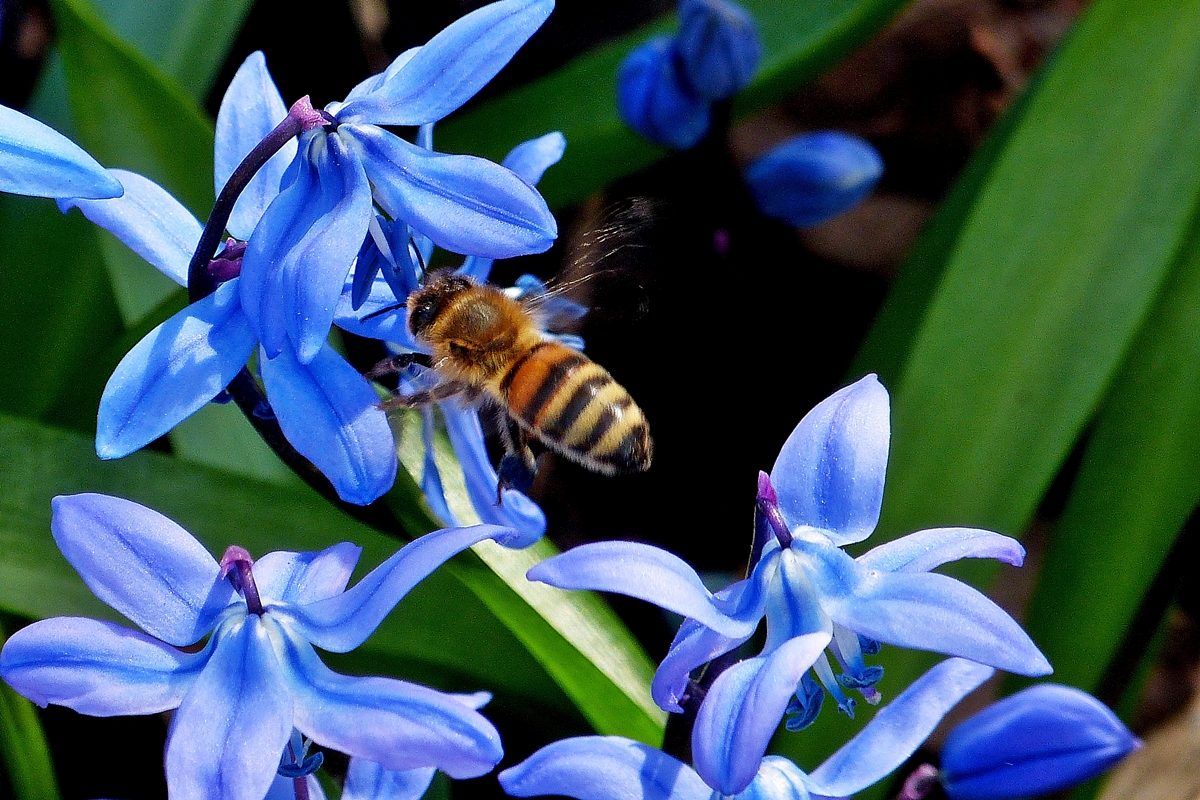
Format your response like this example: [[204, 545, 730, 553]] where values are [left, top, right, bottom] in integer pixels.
[[360, 302, 405, 322], [409, 236, 428, 274]]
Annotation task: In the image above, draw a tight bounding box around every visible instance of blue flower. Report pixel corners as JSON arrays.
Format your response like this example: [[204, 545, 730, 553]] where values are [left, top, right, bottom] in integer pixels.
[[939, 684, 1140, 800], [743, 132, 884, 227], [616, 36, 711, 149], [61, 62, 397, 504], [527, 375, 1050, 728], [0, 494, 517, 800], [500, 658, 995, 799], [676, 0, 761, 101], [334, 131, 570, 546], [0, 103, 122, 199], [240, 0, 558, 367]]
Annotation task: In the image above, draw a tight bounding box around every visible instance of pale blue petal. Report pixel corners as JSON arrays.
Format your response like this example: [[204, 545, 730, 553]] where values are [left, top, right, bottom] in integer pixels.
[[794, 538, 1052, 676], [804, 658, 995, 798], [339, 48, 420, 107], [49, 494, 235, 646], [0, 616, 205, 715], [343, 760, 436, 800], [527, 541, 762, 639], [857, 528, 1025, 574], [58, 169, 198, 285], [770, 375, 889, 546], [735, 758, 812, 800], [276, 630, 503, 778], [166, 616, 292, 800], [265, 775, 326, 800], [421, 408, 459, 527], [344, 124, 556, 259], [693, 633, 831, 795], [215, 51, 295, 241], [442, 401, 546, 547], [764, 548, 830, 653], [334, 273, 419, 348], [260, 342, 397, 505], [280, 523, 518, 652], [254, 542, 364, 605], [941, 684, 1139, 800], [0, 103, 122, 198], [499, 736, 710, 800], [97, 279, 256, 459], [503, 132, 567, 185], [336, 0, 553, 126]]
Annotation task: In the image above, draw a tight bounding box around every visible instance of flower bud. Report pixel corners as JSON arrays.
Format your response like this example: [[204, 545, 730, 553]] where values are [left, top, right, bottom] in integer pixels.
[[616, 36, 711, 149], [940, 684, 1140, 800], [676, 0, 761, 100], [743, 131, 883, 227]]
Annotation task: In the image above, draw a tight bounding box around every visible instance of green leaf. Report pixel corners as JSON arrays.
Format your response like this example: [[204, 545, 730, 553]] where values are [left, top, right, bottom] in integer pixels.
[[0, 413, 662, 741], [437, 0, 912, 208], [1021, 211, 1200, 693], [0, 626, 60, 800]]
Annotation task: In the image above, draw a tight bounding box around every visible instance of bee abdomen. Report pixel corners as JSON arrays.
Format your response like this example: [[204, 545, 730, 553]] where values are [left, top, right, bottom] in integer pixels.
[[501, 343, 652, 474]]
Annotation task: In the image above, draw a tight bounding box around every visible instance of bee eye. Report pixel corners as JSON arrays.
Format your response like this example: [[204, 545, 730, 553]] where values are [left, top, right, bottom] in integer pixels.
[[409, 302, 437, 335]]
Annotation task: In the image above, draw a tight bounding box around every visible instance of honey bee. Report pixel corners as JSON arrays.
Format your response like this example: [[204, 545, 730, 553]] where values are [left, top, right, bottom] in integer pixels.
[[371, 271, 652, 488]]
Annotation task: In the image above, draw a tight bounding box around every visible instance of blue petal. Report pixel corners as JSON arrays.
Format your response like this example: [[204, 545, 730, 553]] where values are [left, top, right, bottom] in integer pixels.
[[343, 760, 436, 800], [166, 616, 292, 800], [335, 0, 554, 126], [941, 684, 1140, 800], [343, 124, 557, 259], [214, 51, 295, 241], [441, 400, 546, 547], [334, 273, 419, 348], [254, 542, 364, 605], [804, 658, 995, 798], [692, 633, 831, 795], [260, 342, 397, 505], [764, 547, 830, 652], [857, 527, 1025, 574], [0, 103, 122, 198], [733, 758, 812, 800], [526, 541, 762, 638], [499, 736, 710, 800], [49, 494, 236, 646], [340, 48, 419, 108], [97, 279, 256, 459], [616, 37, 711, 150], [275, 629, 503, 778], [793, 537, 1052, 676], [770, 374, 889, 546], [266, 775, 326, 800], [0, 616, 205, 715], [676, 0, 762, 100], [58, 169, 199, 285], [503, 132, 567, 186], [280, 523, 518, 652]]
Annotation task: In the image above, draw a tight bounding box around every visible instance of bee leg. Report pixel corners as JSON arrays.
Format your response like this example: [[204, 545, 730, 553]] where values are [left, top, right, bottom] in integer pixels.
[[496, 416, 537, 502], [366, 352, 433, 379], [380, 380, 469, 410]]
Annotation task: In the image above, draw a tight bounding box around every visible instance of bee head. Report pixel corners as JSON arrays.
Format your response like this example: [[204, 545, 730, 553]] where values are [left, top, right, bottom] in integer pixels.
[[407, 272, 474, 339]]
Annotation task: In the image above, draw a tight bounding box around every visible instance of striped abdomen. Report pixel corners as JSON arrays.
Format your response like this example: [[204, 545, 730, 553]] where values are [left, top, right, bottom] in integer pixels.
[[499, 342, 652, 474]]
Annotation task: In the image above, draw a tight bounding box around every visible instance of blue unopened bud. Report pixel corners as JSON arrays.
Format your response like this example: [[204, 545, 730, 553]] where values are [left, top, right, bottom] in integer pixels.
[[743, 131, 884, 227], [677, 0, 761, 100], [940, 684, 1140, 800], [616, 36, 711, 149]]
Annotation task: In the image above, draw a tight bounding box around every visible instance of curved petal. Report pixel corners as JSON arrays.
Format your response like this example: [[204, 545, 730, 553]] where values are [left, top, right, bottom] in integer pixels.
[[735, 758, 812, 800], [260, 342, 397, 505], [50, 494, 235, 646], [941, 684, 1139, 800], [334, 272, 418, 347], [97, 279, 256, 459], [499, 736, 710, 800], [693, 633, 831, 795], [266, 774, 326, 800], [0, 103, 122, 198], [339, 48, 420, 107], [58, 169, 199, 285], [215, 51, 295, 240], [616, 36, 712, 150], [441, 401, 546, 547], [343, 760, 436, 800], [166, 616, 293, 800], [764, 548, 830, 653], [0, 616, 205, 715], [335, 0, 554, 126], [274, 630, 503, 778], [527, 541, 762, 639], [254, 542, 364, 605], [503, 132, 567, 186], [280, 523, 518, 652], [770, 375, 889, 546], [804, 658, 995, 798], [344, 124, 556, 259], [794, 538, 1052, 676], [857, 527, 1025, 574]]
